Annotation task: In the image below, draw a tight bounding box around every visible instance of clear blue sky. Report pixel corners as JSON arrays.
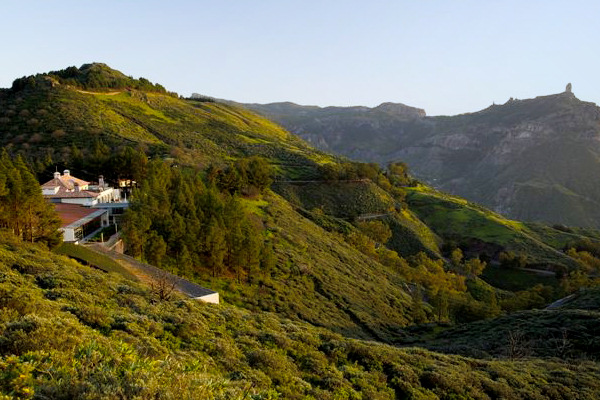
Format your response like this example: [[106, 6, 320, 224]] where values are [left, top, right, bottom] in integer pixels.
[[2, 1, 599, 115]]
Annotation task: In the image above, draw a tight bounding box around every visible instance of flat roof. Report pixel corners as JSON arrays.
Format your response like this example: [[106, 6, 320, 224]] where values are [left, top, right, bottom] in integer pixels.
[[53, 203, 107, 229]]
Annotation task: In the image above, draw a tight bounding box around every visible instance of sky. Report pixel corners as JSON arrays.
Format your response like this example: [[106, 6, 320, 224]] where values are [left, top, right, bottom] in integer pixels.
[[2, 1, 599, 115]]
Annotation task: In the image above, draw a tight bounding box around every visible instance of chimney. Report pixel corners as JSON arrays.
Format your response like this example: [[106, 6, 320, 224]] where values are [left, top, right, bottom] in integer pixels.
[[53, 171, 61, 180], [74, 181, 80, 192], [63, 169, 70, 177], [99, 175, 105, 190]]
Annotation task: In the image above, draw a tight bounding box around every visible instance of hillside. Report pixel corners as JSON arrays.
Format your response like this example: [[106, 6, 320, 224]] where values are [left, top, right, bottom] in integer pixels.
[[242, 88, 600, 228], [400, 287, 600, 360], [3, 64, 599, 331], [0, 64, 445, 341], [5, 63, 600, 397], [1, 63, 334, 181], [4, 237, 600, 398], [405, 185, 582, 270]]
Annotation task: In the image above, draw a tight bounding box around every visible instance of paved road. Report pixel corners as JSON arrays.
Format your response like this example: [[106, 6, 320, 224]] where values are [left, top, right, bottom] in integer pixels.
[[86, 244, 216, 298]]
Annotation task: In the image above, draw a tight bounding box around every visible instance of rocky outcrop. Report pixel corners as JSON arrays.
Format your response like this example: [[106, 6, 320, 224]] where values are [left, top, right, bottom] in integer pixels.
[[243, 91, 600, 228]]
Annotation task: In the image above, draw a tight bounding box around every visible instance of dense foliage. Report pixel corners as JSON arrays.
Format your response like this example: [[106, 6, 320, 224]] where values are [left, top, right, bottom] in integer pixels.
[[3, 238, 600, 399], [11, 63, 174, 95], [123, 159, 270, 282], [6, 63, 600, 398], [0, 151, 60, 246]]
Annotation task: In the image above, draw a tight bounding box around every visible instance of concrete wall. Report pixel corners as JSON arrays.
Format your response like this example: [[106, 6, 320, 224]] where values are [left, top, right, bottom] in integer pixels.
[[60, 227, 75, 242], [62, 198, 97, 206], [195, 292, 220, 304], [101, 211, 109, 227], [42, 187, 59, 195]]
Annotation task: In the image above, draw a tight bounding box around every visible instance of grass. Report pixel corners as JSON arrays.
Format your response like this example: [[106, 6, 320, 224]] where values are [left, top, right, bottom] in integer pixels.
[[0, 77, 335, 180], [53, 242, 138, 281], [406, 186, 580, 268], [402, 307, 600, 360], [93, 91, 177, 123], [239, 196, 269, 216]]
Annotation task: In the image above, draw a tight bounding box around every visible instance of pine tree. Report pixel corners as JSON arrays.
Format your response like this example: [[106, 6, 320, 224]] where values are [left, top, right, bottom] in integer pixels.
[[205, 217, 226, 277], [0, 151, 60, 246]]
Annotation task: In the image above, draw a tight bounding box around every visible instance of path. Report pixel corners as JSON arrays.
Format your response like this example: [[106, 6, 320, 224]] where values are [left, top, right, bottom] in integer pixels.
[[275, 179, 370, 184], [546, 293, 577, 309], [519, 267, 556, 276], [356, 213, 392, 221], [77, 90, 122, 95], [85, 243, 218, 302]]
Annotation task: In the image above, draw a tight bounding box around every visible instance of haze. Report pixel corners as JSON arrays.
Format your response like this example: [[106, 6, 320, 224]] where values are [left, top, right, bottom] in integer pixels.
[[2, 0, 599, 115]]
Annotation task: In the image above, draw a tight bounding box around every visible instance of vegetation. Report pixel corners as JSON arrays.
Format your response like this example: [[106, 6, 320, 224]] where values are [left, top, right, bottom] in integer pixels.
[[0, 63, 335, 185], [54, 242, 138, 280], [3, 237, 600, 398], [406, 185, 580, 269], [0, 151, 60, 246], [6, 63, 600, 397], [123, 159, 268, 283], [11, 63, 173, 95], [244, 92, 600, 229]]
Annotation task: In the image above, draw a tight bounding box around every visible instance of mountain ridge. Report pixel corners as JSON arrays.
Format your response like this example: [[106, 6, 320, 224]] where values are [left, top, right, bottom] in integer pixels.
[[241, 87, 600, 228]]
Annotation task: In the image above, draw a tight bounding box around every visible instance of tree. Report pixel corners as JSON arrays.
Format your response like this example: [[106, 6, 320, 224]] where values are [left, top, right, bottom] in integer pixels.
[[205, 218, 226, 277], [258, 242, 276, 278], [145, 231, 167, 267], [450, 248, 463, 269], [356, 220, 392, 246], [151, 270, 176, 302], [0, 152, 61, 246], [464, 258, 486, 277], [245, 156, 273, 192], [410, 286, 427, 323]]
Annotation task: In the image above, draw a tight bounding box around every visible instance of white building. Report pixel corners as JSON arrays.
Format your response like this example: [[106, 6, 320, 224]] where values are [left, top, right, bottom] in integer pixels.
[[54, 203, 110, 242], [41, 170, 125, 242], [41, 170, 120, 206]]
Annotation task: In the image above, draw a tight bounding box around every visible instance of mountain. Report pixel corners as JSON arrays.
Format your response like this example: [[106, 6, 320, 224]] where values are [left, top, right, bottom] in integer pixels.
[[241, 88, 600, 228], [5, 63, 600, 397]]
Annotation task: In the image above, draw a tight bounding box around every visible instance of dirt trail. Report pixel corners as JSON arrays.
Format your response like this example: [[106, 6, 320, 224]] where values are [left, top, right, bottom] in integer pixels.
[[76, 90, 122, 95]]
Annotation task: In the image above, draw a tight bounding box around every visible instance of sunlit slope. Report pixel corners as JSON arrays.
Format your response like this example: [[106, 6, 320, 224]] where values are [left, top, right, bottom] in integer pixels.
[[3, 238, 600, 398], [274, 180, 441, 257], [221, 193, 420, 342], [406, 185, 580, 269], [1, 67, 335, 177], [244, 91, 600, 228]]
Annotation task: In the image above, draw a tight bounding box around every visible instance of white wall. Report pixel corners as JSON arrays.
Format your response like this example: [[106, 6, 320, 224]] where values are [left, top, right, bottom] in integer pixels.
[[195, 292, 219, 304], [42, 187, 59, 195], [62, 198, 97, 206], [60, 228, 75, 242]]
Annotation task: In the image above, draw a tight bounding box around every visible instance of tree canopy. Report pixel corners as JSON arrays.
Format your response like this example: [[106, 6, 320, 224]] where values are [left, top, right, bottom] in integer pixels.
[[0, 151, 61, 246]]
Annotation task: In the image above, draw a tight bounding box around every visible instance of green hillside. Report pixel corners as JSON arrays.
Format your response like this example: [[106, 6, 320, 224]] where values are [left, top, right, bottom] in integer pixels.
[[3, 237, 600, 399], [406, 185, 580, 269], [243, 92, 600, 229], [400, 287, 600, 360], [6, 63, 600, 397], [1, 63, 334, 180]]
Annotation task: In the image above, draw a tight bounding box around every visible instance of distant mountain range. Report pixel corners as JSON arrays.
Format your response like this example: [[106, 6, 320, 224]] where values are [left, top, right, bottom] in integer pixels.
[[240, 87, 600, 228]]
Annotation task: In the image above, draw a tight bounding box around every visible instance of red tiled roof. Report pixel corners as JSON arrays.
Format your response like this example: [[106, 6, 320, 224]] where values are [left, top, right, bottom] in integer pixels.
[[53, 203, 102, 227], [41, 174, 89, 190]]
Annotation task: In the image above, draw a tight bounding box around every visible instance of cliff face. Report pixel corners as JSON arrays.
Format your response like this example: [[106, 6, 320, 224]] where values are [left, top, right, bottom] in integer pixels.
[[244, 91, 600, 228]]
